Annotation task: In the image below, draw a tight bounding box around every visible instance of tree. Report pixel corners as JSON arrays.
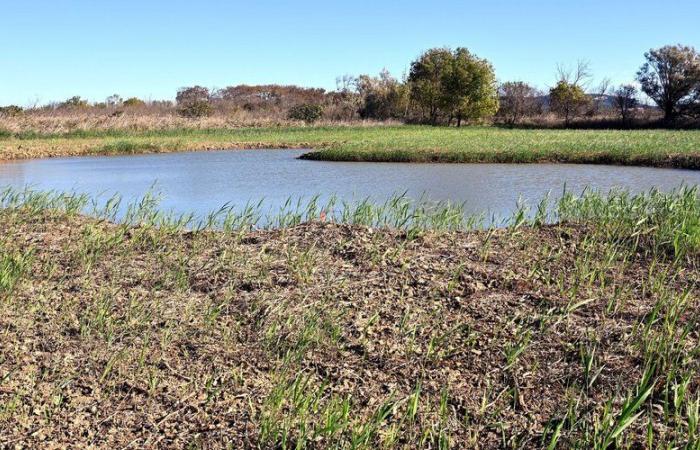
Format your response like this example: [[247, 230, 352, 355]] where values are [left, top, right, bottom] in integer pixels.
[[590, 78, 612, 116], [176, 86, 210, 105], [176, 86, 212, 118], [408, 47, 498, 125], [355, 69, 408, 120], [637, 44, 700, 121], [59, 96, 89, 109], [327, 75, 361, 121], [408, 48, 453, 124], [613, 84, 638, 125], [105, 94, 123, 107], [497, 81, 540, 125], [442, 48, 499, 126], [549, 61, 592, 127], [549, 82, 590, 126]]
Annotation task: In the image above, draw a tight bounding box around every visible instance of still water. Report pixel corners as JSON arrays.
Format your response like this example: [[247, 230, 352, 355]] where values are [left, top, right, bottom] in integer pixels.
[[1, 149, 698, 222]]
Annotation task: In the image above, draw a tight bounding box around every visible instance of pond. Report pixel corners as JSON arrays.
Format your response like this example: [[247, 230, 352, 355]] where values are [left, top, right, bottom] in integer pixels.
[[1, 148, 699, 223]]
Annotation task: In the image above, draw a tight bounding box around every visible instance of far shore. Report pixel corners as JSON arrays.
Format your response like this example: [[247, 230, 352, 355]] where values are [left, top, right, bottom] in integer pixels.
[[2, 125, 700, 169]]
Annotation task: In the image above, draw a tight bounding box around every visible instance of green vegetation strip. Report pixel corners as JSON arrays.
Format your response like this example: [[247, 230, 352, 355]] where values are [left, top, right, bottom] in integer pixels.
[[2, 125, 700, 168], [0, 186, 699, 448]]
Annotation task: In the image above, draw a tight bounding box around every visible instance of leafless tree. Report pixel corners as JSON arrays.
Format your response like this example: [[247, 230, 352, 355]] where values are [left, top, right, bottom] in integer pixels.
[[613, 84, 638, 125], [335, 75, 357, 95], [497, 81, 541, 125], [590, 78, 612, 116], [555, 60, 592, 88]]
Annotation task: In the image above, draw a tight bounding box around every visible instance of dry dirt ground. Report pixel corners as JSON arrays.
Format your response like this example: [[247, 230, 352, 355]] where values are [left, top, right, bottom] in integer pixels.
[[0, 210, 698, 448]]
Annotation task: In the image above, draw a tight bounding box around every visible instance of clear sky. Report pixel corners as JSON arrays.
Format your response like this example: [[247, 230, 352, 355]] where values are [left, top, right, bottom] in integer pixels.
[[2, 0, 699, 106]]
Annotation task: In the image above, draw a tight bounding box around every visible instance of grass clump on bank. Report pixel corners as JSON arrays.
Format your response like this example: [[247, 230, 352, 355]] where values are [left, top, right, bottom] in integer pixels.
[[2, 125, 700, 169], [0, 187, 699, 448], [94, 140, 164, 155]]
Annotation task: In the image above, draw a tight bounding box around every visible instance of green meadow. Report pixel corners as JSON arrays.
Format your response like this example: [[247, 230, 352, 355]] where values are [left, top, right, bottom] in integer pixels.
[[2, 125, 700, 168]]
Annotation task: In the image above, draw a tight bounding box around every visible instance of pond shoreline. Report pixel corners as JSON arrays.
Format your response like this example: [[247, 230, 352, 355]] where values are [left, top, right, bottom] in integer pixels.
[[5, 144, 700, 172], [299, 148, 700, 169], [3, 144, 700, 171]]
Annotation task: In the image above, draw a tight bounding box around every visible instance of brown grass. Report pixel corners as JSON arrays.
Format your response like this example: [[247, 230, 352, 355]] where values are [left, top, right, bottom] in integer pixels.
[[0, 111, 398, 135]]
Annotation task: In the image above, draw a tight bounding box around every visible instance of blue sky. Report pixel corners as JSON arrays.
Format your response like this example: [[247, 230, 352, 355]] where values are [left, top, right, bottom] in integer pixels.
[[2, 0, 699, 106]]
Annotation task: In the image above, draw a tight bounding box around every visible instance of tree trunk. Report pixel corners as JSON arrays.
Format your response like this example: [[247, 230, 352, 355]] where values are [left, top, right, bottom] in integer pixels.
[[457, 115, 462, 127], [664, 103, 675, 121]]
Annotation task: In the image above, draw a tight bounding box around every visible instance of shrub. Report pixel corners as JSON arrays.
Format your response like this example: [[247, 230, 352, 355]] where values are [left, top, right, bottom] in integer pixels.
[[178, 100, 213, 118], [176, 86, 212, 118], [356, 70, 408, 120], [123, 97, 145, 107], [0, 105, 24, 117], [287, 104, 324, 123]]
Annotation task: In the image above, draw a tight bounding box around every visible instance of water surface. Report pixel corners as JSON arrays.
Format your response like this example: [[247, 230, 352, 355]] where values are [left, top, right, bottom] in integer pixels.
[[1, 149, 699, 222]]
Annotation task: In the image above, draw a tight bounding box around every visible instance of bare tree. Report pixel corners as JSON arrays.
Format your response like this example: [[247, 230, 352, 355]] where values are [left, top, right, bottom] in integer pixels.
[[335, 75, 356, 94], [555, 60, 592, 89], [590, 78, 611, 116], [327, 75, 360, 121], [613, 85, 638, 125], [497, 81, 540, 125]]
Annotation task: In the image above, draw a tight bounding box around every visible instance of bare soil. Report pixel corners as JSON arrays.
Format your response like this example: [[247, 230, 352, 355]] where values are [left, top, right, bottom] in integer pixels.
[[0, 211, 698, 448]]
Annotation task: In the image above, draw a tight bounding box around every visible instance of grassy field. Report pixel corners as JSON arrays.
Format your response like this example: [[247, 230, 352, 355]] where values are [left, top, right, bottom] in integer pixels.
[[2, 125, 700, 168], [1, 187, 699, 448]]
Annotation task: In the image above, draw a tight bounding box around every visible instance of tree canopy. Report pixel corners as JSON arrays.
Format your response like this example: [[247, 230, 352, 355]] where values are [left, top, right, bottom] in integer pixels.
[[637, 45, 700, 120], [549, 81, 590, 127], [408, 47, 498, 126]]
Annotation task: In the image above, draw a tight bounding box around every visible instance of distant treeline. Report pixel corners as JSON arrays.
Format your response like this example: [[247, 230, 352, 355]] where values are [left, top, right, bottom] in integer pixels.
[[2, 44, 699, 128]]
